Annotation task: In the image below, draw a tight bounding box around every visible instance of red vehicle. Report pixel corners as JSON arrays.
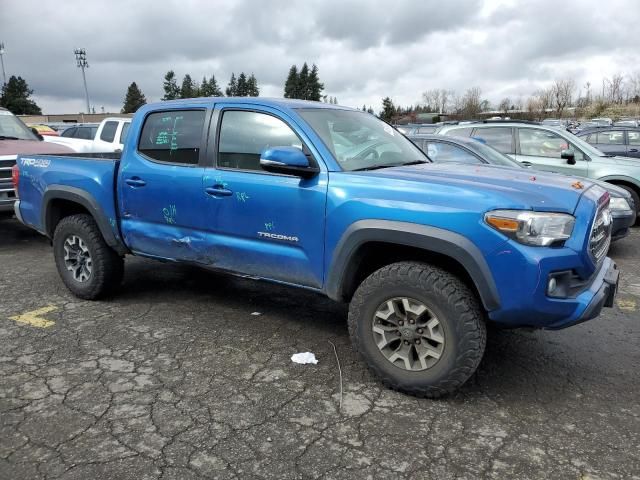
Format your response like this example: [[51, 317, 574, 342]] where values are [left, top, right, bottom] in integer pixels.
[[1, 108, 73, 213]]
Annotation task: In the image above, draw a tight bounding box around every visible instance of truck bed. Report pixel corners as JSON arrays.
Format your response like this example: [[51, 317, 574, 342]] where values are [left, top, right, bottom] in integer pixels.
[[16, 153, 122, 244]]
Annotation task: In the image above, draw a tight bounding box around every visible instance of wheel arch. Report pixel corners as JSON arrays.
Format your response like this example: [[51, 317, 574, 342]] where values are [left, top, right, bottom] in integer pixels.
[[325, 220, 500, 312], [42, 186, 127, 255]]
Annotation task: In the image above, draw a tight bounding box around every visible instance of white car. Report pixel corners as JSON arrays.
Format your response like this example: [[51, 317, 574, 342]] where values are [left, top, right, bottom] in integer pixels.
[[44, 117, 131, 153]]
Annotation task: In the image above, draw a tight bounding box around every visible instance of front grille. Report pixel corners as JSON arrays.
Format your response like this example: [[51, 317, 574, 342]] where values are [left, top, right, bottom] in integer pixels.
[[0, 157, 17, 205], [589, 204, 612, 264]]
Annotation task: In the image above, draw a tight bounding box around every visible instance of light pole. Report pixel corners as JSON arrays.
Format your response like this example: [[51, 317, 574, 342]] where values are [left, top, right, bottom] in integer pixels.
[[0, 42, 7, 85], [74, 48, 90, 113]]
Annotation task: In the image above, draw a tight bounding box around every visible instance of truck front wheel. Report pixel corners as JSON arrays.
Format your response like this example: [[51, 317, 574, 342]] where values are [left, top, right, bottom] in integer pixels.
[[53, 214, 124, 300], [348, 261, 486, 398]]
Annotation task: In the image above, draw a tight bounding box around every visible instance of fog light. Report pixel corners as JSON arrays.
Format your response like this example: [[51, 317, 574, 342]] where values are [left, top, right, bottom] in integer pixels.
[[547, 277, 557, 295]]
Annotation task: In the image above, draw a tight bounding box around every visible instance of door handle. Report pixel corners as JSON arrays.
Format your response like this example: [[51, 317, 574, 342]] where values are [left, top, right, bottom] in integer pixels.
[[205, 185, 233, 197], [629, 149, 638, 153], [125, 177, 146, 187]]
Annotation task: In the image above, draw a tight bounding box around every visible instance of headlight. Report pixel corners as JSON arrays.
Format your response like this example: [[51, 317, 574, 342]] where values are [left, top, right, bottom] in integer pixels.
[[485, 210, 575, 246], [609, 197, 631, 212]]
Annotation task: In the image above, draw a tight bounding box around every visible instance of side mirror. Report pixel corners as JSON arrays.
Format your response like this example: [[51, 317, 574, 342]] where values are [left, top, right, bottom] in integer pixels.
[[30, 127, 44, 141], [561, 149, 576, 165], [260, 146, 320, 178]]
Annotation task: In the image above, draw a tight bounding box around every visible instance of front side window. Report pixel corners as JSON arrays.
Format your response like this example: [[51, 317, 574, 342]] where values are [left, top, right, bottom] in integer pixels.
[[471, 127, 513, 153], [298, 109, 426, 171], [425, 142, 481, 164], [139, 110, 205, 165], [596, 131, 625, 145], [518, 128, 569, 158], [217, 110, 302, 171], [628, 131, 640, 146], [100, 121, 118, 142]]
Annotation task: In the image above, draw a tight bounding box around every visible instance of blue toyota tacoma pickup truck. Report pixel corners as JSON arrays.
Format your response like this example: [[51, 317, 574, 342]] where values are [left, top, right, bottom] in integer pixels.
[[12, 98, 619, 397]]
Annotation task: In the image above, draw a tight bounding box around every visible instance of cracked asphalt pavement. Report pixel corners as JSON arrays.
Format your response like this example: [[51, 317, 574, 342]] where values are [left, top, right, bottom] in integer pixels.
[[0, 215, 639, 479]]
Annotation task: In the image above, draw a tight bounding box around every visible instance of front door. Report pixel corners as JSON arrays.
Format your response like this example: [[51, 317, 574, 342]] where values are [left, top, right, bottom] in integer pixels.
[[119, 108, 211, 262], [515, 127, 590, 177], [201, 105, 328, 288]]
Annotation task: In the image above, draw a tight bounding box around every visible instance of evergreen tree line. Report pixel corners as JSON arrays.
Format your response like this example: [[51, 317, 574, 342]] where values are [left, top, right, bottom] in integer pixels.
[[283, 63, 324, 101], [162, 70, 258, 101], [0, 76, 42, 115]]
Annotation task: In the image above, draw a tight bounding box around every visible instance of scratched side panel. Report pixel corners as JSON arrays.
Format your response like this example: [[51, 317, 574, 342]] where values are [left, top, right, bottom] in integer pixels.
[[17, 155, 119, 238]]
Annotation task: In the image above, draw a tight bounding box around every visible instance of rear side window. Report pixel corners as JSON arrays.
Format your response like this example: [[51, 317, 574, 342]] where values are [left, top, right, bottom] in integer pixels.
[[446, 127, 473, 138], [100, 121, 118, 142], [139, 110, 206, 165], [596, 131, 624, 145], [76, 127, 95, 140], [61, 127, 77, 137], [425, 142, 481, 164], [471, 127, 513, 153], [629, 131, 640, 146], [120, 122, 130, 144], [217, 110, 302, 171]]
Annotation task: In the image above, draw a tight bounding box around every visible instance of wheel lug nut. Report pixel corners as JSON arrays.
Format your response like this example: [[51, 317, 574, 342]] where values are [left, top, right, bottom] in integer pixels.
[[409, 319, 414, 324], [404, 340, 409, 345], [417, 328, 423, 334], [415, 339, 421, 344], [398, 320, 404, 326]]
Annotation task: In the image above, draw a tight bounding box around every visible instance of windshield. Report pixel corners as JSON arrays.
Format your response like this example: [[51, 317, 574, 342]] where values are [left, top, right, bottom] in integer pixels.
[[297, 109, 427, 171], [0, 110, 39, 140], [467, 139, 523, 167]]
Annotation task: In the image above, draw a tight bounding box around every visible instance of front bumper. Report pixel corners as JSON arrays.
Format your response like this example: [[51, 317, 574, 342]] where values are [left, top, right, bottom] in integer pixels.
[[611, 209, 635, 241], [544, 257, 618, 329]]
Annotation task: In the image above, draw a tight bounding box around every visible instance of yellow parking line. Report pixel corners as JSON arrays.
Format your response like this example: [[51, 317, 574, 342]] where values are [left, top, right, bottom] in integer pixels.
[[9, 306, 57, 328], [617, 299, 637, 312]]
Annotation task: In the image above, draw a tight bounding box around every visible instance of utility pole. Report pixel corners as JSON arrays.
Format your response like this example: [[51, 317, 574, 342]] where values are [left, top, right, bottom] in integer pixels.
[[74, 48, 90, 113], [0, 42, 7, 85]]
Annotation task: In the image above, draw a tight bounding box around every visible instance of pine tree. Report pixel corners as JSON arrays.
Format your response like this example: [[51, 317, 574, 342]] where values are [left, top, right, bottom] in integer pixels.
[[225, 73, 237, 96], [380, 97, 395, 122], [162, 70, 180, 100], [297, 63, 309, 99], [0, 76, 42, 114], [362, 105, 367, 111], [284, 65, 298, 98], [367, 106, 375, 115], [180, 74, 196, 98], [307, 64, 324, 101], [236, 73, 248, 96], [199, 75, 223, 97], [121, 82, 147, 113], [246, 74, 259, 97]]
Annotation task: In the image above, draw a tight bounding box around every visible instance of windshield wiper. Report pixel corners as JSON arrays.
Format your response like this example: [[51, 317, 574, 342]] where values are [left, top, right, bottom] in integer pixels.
[[351, 163, 402, 171], [0, 135, 21, 140], [400, 160, 429, 166]]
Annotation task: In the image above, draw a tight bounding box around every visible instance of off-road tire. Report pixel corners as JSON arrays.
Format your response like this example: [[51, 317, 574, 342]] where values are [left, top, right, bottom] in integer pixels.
[[348, 261, 486, 398], [53, 214, 124, 300]]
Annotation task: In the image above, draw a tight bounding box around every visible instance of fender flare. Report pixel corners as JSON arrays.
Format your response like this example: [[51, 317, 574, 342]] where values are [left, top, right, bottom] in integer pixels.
[[42, 185, 128, 255], [325, 220, 500, 311], [596, 175, 640, 190]]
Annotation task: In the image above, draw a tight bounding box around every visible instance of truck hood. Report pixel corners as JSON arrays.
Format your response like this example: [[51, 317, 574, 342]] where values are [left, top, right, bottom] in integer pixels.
[[0, 139, 74, 156], [360, 163, 592, 213]]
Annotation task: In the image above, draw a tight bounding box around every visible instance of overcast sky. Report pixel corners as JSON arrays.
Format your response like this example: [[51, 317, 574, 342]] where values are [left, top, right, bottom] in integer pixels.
[[2, 0, 639, 114]]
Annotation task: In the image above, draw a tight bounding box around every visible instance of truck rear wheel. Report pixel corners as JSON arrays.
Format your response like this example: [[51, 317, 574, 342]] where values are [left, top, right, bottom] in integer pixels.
[[53, 214, 124, 300], [348, 261, 486, 398]]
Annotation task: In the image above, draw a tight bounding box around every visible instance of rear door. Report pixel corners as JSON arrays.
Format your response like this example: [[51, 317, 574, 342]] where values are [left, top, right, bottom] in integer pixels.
[[118, 108, 211, 262], [200, 104, 328, 288], [515, 127, 589, 177], [626, 131, 640, 158], [593, 130, 627, 156]]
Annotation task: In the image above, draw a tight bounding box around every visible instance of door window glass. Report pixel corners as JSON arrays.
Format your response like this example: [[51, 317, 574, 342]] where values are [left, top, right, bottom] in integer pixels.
[[218, 110, 302, 171], [76, 127, 95, 140], [628, 131, 640, 146], [138, 110, 205, 165], [447, 127, 473, 137], [471, 127, 513, 153], [100, 121, 118, 142], [425, 142, 481, 164], [518, 128, 569, 158], [61, 127, 77, 138], [120, 122, 130, 144], [596, 131, 625, 145]]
